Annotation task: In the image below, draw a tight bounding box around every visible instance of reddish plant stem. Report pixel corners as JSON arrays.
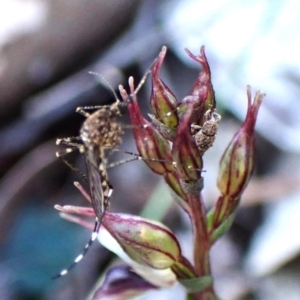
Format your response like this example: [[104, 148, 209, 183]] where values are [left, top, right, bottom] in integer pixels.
[[188, 193, 209, 274], [188, 193, 217, 300]]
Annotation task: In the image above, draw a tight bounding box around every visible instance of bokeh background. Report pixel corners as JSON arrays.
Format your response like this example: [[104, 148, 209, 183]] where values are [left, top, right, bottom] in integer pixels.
[[1, 0, 300, 299]]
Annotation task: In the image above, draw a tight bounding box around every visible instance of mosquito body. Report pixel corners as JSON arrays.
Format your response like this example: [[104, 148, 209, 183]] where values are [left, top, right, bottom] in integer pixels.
[[54, 55, 157, 278], [53, 102, 125, 278], [78, 102, 123, 222]]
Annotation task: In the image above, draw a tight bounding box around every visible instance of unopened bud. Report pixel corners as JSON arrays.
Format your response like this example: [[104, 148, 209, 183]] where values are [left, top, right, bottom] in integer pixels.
[[91, 265, 156, 300], [172, 106, 203, 182], [119, 78, 173, 174], [150, 46, 179, 129], [184, 46, 216, 125], [217, 86, 264, 198], [104, 213, 182, 270]]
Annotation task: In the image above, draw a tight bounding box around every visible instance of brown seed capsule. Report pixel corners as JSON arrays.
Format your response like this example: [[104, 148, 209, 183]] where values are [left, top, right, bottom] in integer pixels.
[[193, 110, 221, 154]]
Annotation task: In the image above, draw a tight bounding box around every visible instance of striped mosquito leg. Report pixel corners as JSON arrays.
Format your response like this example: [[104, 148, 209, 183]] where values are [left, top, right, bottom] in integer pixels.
[[123, 151, 176, 165], [56, 137, 84, 156], [52, 179, 108, 279], [106, 156, 142, 169], [76, 104, 116, 111], [55, 146, 88, 182], [52, 215, 103, 279], [122, 151, 204, 171], [105, 150, 176, 170], [56, 136, 82, 146], [75, 107, 91, 117]]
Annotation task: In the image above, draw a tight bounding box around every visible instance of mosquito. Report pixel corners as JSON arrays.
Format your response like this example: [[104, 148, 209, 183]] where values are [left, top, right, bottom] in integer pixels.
[[53, 54, 159, 278]]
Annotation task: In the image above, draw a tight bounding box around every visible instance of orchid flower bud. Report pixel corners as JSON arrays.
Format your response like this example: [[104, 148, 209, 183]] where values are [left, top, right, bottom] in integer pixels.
[[91, 265, 156, 300], [150, 46, 179, 130], [184, 46, 216, 126], [172, 106, 203, 183], [217, 86, 265, 199], [176, 94, 205, 125], [119, 78, 173, 175], [56, 204, 179, 288], [103, 213, 182, 270]]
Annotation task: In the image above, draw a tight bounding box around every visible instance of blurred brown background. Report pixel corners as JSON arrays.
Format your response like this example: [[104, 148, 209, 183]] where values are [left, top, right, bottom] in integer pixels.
[[1, 1, 300, 300]]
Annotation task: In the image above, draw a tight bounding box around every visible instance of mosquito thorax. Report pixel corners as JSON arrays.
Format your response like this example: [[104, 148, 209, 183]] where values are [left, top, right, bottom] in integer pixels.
[[80, 107, 124, 151]]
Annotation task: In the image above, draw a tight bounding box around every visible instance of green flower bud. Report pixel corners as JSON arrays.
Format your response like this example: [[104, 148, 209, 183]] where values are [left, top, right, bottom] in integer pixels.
[[150, 46, 179, 130], [217, 86, 265, 198], [104, 213, 182, 270]]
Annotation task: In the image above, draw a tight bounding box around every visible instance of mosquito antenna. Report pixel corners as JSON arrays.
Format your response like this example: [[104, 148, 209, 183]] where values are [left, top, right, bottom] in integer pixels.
[[89, 71, 121, 104], [89, 46, 164, 106]]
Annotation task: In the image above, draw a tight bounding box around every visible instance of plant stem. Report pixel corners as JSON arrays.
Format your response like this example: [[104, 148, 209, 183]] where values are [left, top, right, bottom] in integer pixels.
[[188, 193, 217, 300]]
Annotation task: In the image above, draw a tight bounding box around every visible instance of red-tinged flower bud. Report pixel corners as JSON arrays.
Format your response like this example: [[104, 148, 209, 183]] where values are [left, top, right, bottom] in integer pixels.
[[91, 265, 156, 300], [148, 113, 176, 141], [217, 86, 265, 198], [150, 46, 179, 140], [183, 46, 216, 125], [172, 106, 203, 183], [119, 78, 173, 175], [103, 213, 182, 270], [176, 94, 205, 125], [57, 203, 178, 288]]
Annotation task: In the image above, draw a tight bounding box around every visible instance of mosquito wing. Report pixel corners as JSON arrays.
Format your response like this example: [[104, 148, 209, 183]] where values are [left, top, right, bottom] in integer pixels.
[[84, 146, 106, 220]]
